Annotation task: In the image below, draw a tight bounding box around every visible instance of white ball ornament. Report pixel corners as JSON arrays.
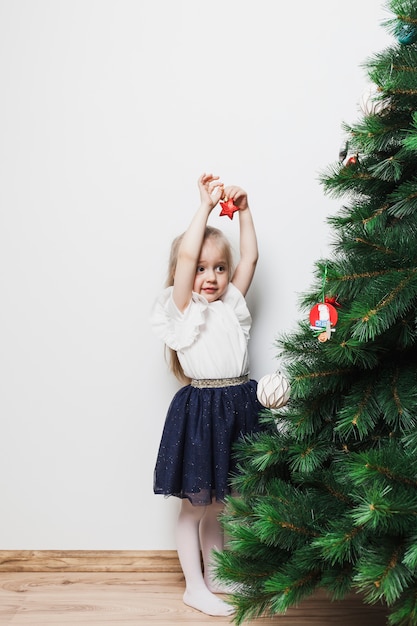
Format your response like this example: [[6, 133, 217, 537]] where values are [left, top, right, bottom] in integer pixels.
[[360, 86, 387, 117], [257, 371, 291, 409]]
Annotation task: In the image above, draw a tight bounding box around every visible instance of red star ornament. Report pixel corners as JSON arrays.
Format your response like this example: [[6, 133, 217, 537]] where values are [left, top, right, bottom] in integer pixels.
[[219, 198, 240, 220]]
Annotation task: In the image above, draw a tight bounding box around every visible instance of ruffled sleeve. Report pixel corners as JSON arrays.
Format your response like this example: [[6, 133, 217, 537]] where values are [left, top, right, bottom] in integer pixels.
[[221, 283, 252, 340], [150, 287, 209, 351]]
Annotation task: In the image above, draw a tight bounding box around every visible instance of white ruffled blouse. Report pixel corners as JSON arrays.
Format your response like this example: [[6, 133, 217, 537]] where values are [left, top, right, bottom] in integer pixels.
[[150, 282, 251, 380]]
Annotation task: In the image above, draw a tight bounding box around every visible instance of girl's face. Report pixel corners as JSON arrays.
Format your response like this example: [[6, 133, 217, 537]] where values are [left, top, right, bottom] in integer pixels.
[[193, 237, 230, 302]]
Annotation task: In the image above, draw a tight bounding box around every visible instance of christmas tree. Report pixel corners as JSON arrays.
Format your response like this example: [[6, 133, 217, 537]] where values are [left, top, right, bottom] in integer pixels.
[[215, 1, 417, 625]]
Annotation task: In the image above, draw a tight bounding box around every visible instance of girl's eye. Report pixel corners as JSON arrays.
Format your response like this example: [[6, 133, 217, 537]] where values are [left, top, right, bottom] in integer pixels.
[[197, 266, 205, 273], [217, 265, 226, 273]]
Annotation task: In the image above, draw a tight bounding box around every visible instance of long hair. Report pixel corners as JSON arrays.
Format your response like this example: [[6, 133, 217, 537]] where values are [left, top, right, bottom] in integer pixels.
[[166, 226, 234, 383]]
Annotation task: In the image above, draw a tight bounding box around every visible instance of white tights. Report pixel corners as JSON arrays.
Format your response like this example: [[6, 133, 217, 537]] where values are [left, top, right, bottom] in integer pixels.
[[176, 498, 234, 616]]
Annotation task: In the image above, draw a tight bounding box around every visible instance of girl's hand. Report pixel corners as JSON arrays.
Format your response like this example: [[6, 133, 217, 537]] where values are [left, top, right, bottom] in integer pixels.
[[198, 173, 224, 210], [223, 185, 249, 211]]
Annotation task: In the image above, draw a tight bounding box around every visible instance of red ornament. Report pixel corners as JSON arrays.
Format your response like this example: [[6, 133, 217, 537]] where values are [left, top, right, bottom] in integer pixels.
[[219, 198, 240, 220], [309, 302, 338, 341], [345, 154, 359, 167]]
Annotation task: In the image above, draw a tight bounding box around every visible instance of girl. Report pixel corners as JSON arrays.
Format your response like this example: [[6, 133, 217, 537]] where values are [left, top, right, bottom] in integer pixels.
[[151, 172, 264, 617]]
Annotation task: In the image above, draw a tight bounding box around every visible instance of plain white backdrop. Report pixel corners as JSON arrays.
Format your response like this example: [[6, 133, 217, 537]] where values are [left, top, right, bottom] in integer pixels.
[[0, 1, 391, 549]]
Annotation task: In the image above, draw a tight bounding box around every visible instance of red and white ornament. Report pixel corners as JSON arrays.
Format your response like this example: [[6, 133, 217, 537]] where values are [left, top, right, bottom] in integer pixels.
[[309, 301, 338, 342], [257, 371, 291, 409]]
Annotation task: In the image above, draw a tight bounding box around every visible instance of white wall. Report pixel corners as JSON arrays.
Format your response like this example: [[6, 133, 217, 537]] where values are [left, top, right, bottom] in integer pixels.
[[0, 0, 390, 549]]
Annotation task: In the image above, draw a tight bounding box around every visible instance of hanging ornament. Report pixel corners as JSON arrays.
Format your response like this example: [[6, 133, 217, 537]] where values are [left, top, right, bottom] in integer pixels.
[[309, 302, 338, 342], [396, 21, 417, 45], [257, 371, 291, 409], [360, 86, 387, 116], [219, 198, 240, 220], [345, 153, 360, 168], [309, 265, 339, 342]]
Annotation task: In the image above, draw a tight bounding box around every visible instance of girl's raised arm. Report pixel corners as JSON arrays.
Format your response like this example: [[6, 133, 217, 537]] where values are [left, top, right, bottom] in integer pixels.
[[172, 173, 224, 312], [228, 187, 258, 297]]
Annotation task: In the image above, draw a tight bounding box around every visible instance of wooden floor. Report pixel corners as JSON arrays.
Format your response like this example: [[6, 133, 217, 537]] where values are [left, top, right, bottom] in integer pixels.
[[0, 571, 389, 625]]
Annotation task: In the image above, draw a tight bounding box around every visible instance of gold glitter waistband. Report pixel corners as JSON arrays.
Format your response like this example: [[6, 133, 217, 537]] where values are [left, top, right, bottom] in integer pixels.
[[191, 374, 249, 388]]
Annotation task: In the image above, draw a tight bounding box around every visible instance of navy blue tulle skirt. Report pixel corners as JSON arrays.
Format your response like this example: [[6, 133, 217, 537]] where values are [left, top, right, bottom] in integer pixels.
[[154, 378, 264, 506]]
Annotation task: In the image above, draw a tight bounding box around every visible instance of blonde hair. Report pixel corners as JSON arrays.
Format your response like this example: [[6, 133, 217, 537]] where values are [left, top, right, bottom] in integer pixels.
[[166, 226, 234, 383]]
